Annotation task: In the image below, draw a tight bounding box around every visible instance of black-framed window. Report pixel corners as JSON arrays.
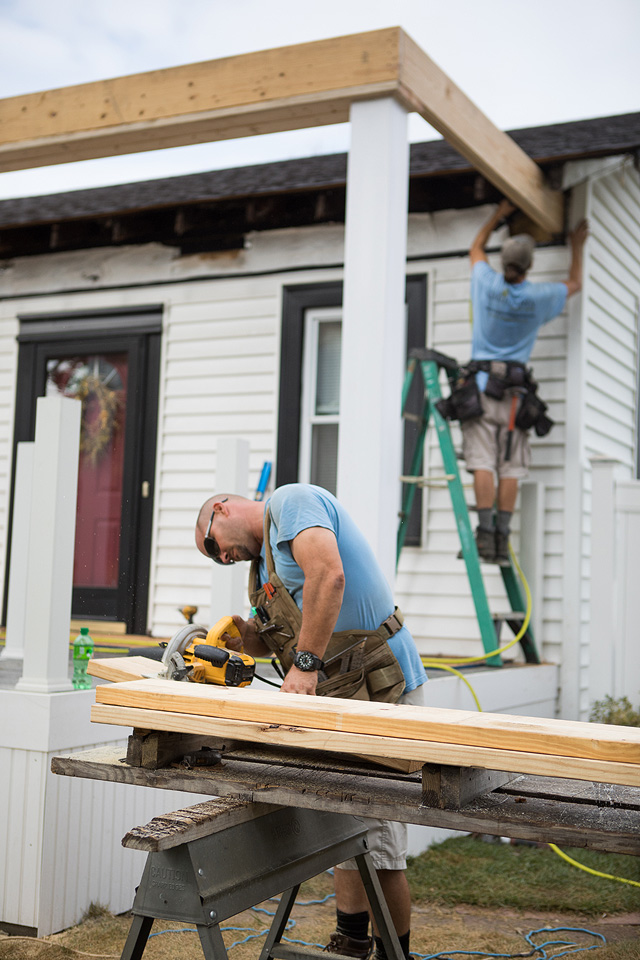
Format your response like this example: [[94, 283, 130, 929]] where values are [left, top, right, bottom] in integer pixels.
[[276, 276, 427, 546]]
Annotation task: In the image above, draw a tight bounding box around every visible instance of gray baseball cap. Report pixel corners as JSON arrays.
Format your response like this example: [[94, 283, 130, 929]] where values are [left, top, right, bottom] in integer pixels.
[[501, 234, 535, 273]]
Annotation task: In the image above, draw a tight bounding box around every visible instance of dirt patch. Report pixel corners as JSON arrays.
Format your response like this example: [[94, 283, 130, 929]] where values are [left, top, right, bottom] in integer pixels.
[[1, 886, 638, 960]]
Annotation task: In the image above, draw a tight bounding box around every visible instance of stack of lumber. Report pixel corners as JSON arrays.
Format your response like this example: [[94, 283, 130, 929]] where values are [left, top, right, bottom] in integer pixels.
[[88, 657, 640, 787]]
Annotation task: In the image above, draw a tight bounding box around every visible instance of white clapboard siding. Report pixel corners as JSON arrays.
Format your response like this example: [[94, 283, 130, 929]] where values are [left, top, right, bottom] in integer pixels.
[[150, 277, 282, 635], [574, 167, 640, 717], [0, 739, 197, 936], [397, 247, 572, 666]]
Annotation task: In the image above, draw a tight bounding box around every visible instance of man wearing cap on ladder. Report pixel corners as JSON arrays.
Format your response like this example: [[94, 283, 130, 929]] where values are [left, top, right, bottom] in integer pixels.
[[462, 200, 588, 563]]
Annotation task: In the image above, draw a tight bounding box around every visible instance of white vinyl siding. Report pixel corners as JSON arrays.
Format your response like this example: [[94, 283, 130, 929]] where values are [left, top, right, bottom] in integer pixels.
[[153, 278, 281, 634], [574, 163, 640, 717], [1, 186, 638, 702]]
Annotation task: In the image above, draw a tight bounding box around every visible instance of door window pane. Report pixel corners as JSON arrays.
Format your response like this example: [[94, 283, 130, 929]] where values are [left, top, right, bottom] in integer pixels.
[[46, 353, 127, 589]]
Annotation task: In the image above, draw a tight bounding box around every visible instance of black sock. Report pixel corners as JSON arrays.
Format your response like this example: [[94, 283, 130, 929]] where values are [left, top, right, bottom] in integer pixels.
[[336, 908, 370, 941], [477, 508, 494, 532], [374, 931, 410, 960], [496, 510, 512, 537]]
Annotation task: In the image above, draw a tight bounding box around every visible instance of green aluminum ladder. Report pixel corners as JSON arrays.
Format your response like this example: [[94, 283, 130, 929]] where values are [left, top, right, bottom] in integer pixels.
[[397, 347, 539, 666]]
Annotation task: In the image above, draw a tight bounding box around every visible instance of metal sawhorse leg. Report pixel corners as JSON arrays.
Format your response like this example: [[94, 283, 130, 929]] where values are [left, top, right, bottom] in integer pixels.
[[120, 806, 403, 960]]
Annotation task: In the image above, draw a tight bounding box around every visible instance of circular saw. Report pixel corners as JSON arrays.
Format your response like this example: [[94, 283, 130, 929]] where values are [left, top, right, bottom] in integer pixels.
[[159, 616, 255, 687]]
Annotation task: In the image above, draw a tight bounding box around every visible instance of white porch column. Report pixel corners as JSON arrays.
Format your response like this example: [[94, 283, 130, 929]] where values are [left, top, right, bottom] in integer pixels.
[[337, 97, 410, 586], [209, 437, 250, 624], [16, 396, 81, 693], [2, 442, 34, 660], [589, 457, 620, 704]]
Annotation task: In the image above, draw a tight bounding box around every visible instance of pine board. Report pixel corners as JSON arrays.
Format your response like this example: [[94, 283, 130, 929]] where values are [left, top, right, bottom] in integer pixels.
[[88, 656, 162, 682], [90, 703, 640, 787], [94, 676, 640, 765]]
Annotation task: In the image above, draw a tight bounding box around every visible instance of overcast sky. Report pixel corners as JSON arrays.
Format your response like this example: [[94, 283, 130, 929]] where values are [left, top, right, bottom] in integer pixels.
[[0, 0, 638, 200]]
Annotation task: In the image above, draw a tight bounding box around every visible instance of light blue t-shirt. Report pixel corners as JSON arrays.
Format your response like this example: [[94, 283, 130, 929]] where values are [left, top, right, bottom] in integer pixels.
[[471, 261, 567, 390], [258, 483, 426, 693]]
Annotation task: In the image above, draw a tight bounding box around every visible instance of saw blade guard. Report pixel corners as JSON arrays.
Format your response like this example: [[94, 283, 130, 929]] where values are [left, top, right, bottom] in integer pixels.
[[159, 623, 208, 680]]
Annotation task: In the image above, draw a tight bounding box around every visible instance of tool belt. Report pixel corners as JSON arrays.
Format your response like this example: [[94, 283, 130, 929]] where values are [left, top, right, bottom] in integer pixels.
[[436, 359, 554, 437], [248, 509, 406, 703]]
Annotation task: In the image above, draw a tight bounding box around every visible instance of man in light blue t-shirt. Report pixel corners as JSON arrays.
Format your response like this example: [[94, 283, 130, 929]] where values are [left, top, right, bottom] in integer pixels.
[[196, 484, 427, 960], [463, 200, 587, 563]]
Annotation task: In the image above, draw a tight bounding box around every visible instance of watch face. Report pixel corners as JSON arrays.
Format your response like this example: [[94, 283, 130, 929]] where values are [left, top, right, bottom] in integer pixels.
[[295, 650, 319, 671]]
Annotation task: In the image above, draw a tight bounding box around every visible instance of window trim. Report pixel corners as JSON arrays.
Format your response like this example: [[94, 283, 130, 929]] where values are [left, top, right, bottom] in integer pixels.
[[277, 276, 427, 545]]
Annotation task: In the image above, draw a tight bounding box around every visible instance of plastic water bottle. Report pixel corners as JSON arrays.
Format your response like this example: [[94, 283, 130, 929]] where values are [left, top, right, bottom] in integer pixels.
[[72, 627, 94, 690]]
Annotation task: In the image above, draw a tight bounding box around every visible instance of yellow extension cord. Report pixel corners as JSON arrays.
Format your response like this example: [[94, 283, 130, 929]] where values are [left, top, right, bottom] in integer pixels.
[[418, 543, 640, 888]]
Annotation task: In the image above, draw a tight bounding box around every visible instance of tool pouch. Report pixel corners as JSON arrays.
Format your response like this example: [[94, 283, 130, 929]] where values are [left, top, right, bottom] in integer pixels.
[[515, 390, 554, 436], [436, 372, 483, 423], [248, 510, 406, 703]]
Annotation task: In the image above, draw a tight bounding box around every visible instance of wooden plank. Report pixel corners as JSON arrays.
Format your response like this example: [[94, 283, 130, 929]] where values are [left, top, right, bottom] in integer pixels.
[[87, 656, 162, 682], [89, 702, 640, 787], [50, 747, 640, 855], [94, 677, 640, 765], [125, 729, 238, 769], [421, 764, 515, 810], [396, 32, 563, 233], [0, 29, 400, 171], [0, 27, 561, 232], [122, 798, 280, 851]]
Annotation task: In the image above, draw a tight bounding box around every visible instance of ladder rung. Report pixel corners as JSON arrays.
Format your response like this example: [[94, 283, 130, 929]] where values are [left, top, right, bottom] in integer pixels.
[[493, 612, 526, 621], [399, 474, 455, 486]]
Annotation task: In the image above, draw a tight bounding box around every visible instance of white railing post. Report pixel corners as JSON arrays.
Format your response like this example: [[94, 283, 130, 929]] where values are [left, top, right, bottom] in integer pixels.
[[2, 442, 34, 660], [519, 480, 545, 648], [589, 457, 619, 705], [16, 396, 81, 693], [209, 437, 250, 625]]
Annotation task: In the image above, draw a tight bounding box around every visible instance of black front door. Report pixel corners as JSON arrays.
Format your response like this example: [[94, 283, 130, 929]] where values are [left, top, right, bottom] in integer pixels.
[[9, 320, 160, 634]]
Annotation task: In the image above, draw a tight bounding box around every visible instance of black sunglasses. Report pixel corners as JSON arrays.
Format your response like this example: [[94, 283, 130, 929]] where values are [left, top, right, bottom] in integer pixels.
[[203, 498, 234, 565]]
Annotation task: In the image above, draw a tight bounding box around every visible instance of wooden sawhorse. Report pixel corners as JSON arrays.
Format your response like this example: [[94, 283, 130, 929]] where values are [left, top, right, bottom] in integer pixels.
[[119, 798, 403, 960]]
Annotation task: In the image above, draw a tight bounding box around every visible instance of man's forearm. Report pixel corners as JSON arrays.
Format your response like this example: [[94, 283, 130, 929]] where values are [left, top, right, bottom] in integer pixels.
[[564, 219, 588, 296], [470, 199, 516, 264], [296, 570, 345, 658]]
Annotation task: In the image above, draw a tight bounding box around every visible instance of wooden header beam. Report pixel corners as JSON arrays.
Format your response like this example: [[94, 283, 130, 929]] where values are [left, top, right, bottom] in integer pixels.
[[0, 28, 563, 232]]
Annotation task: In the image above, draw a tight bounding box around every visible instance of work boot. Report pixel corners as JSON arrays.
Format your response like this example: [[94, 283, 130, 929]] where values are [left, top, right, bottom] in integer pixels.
[[324, 932, 374, 960], [495, 531, 510, 565], [475, 526, 496, 562]]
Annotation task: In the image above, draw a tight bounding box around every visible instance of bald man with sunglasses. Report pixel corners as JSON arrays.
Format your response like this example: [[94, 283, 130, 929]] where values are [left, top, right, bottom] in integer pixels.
[[196, 483, 426, 960]]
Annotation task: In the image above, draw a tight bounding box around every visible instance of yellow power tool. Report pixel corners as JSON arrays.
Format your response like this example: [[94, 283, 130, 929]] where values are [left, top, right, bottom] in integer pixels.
[[159, 616, 255, 687]]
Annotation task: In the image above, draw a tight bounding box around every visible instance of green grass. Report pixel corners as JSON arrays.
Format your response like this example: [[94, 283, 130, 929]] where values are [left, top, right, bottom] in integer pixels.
[[406, 836, 640, 915]]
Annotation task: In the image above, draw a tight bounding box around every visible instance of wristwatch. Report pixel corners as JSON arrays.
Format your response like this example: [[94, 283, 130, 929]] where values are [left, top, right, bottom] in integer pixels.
[[292, 650, 325, 672]]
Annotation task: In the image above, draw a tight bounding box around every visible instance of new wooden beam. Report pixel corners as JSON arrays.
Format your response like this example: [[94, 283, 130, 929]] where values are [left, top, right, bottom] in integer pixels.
[[89, 702, 640, 787], [94, 677, 640, 765], [0, 29, 400, 172], [0, 28, 562, 232], [395, 32, 563, 232]]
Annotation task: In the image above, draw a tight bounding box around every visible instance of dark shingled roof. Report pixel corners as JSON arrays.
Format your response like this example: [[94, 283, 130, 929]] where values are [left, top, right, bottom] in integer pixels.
[[1, 111, 639, 230]]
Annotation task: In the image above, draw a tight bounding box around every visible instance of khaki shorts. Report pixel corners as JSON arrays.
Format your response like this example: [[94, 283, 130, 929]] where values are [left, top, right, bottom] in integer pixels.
[[335, 684, 426, 871], [460, 391, 530, 480]]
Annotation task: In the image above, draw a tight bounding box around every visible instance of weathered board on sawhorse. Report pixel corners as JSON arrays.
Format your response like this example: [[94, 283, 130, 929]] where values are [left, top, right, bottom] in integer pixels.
[[117, 798, 403, 960], [51, 738, 640, 856]]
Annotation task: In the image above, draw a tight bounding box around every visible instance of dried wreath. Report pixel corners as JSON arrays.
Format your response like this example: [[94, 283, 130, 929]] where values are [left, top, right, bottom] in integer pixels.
[[76, 374, 122, 465]]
